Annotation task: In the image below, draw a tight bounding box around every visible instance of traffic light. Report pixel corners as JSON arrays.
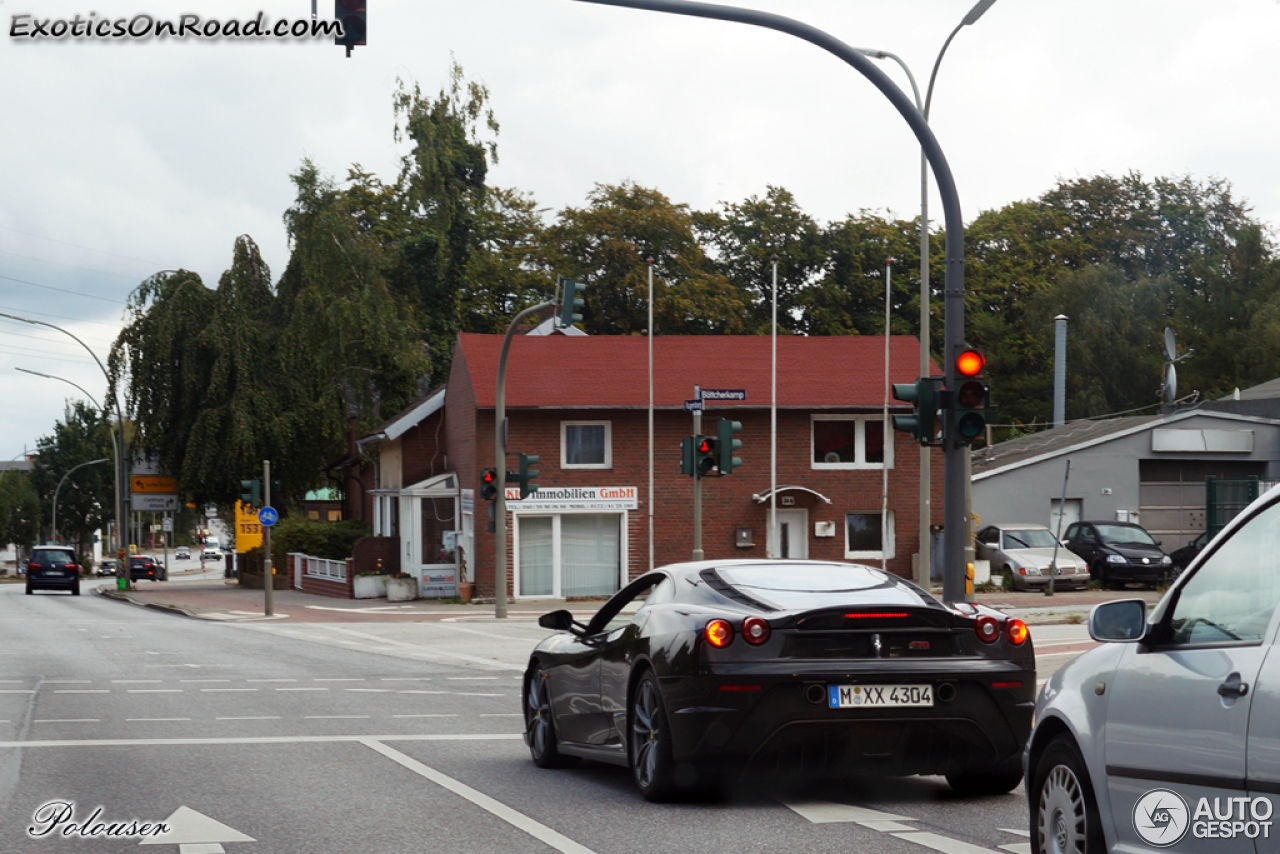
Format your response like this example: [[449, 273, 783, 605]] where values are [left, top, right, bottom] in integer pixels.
[[334, 0, 366, 54], [695, 435, 718, 477], [951, 347, 992, 447], [680, 436, 695, 476], [716, 418, 743, 474], [480, 468, 498, 500], [516, 453, 540, 499], [240, 479, 261, 508], [891, 377, 943, 445], [559, 277, 585, 328]]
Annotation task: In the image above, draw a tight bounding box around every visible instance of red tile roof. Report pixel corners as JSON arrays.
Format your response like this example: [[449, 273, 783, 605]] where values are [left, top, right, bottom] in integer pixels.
[[457, 334, 941, 409]]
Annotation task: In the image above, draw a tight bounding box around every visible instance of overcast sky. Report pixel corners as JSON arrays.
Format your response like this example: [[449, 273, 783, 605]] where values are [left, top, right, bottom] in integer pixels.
[[3, 0, 1278, 458]]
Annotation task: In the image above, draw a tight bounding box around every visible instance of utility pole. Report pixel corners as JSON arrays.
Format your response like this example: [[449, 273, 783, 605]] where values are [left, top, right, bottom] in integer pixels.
[[263, 460, 273, 617], [692, 384, 703, 561]]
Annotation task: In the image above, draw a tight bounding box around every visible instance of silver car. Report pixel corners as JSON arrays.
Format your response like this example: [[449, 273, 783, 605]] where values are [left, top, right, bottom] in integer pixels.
[[1025, 484, 1280, 853], [975, 524, 1088, 591]]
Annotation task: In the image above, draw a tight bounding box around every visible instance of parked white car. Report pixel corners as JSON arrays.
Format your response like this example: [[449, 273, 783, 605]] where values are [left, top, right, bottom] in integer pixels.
[[974, 524, 1089, 591]]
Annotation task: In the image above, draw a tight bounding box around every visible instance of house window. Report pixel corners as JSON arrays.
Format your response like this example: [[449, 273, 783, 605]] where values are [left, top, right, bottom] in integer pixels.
[[516, 513, 623, 598], [846, 511, 895, 560], [812, 416, 890, 468], [562, 421, 611, 469]]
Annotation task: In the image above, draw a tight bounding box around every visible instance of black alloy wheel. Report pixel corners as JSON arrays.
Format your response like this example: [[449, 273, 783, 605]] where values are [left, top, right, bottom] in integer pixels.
[[945, 758, 1023, 796], [524, 665, 577, 769], [1033, 735, 1104, 854], [630, 671, 677, 801]]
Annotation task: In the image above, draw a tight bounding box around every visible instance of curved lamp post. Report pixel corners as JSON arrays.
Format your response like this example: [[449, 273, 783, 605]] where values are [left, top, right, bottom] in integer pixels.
[[53, 458, 109, 545], [856, 0, 1001, 590], [572, 0, 971, 601], [1, 311, 130, 587]]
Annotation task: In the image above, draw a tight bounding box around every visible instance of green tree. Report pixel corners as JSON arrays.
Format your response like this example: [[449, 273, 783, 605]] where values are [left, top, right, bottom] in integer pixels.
[[545, 181, 748, 335], [459, 186, 554, 333], [28, 402, 114, 554], [0, 469, 41, 558]]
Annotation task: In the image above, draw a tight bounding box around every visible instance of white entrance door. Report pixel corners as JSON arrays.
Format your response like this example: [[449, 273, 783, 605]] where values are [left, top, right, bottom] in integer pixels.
[[1050, 498, 1082, 539], [769, 509, 809, 559]]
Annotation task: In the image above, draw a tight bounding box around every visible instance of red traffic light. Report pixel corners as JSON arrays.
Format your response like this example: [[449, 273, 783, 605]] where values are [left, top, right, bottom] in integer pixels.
[[697, 438, 713, 454], [956, 349, 985, 377], [482, 470, 495, 484]]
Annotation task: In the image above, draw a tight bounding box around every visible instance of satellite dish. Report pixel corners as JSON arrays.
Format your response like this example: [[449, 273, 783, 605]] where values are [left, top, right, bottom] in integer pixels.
[[1164, 363, 1178, 403], [1164, 327, 1177, 362]]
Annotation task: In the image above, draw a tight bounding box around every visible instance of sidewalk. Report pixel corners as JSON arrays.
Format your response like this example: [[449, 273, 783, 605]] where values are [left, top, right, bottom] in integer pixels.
[[93, 577, 1162, 625]]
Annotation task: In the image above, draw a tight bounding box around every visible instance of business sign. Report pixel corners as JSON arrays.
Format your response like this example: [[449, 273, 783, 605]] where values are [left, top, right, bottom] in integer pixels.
[[419, 567, 457, 599], [701, 389, 746, 401], [235, 501, 263, 553], [131, 494, 178, 511], [132, 475, 177, 494], [504, 486, 638, 512]]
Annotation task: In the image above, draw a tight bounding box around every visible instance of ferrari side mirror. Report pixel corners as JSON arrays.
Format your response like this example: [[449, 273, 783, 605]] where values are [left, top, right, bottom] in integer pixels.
[[538, 610, 577, 632]]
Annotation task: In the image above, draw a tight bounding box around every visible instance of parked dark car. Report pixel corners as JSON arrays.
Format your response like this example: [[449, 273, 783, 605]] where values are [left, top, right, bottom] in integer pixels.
[[26, 545, 81, 595], [523, 559, 1035, 801], [1168, 529, 1209, 573], [96, 559, 118, 577], [1063, 520, 1173, 588], [129, 554, 167, 582]]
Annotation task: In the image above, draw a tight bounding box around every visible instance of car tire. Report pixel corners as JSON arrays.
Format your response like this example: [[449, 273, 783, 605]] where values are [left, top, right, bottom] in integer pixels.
[[630, 671, 678, 802], [25, 584, 32, 595], [945, 758, 1023, 796], [72, 584, 80, 596], [524, 664, 578, 769], [1033, 735, 1104, 854]]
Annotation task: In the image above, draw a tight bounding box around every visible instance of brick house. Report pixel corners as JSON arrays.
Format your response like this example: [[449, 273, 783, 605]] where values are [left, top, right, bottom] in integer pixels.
[[353, 333, 943, 600]]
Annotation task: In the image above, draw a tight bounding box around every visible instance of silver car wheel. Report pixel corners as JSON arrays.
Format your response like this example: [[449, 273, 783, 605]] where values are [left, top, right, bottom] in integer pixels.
[[1038, 764, 1086, 854]]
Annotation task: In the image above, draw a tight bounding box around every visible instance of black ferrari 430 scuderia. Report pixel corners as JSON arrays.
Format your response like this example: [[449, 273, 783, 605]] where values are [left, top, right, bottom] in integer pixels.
[[522, 560, 1035, 801]]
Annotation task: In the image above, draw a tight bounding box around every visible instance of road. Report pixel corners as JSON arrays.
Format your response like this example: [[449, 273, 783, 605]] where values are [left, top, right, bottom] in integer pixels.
[[0, 573, 1098, 854]]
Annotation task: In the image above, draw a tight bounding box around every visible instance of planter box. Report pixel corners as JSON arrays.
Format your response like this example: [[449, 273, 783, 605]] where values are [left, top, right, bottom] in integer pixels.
[[386, 576, 418, 602], [353, 574, 388, 599]]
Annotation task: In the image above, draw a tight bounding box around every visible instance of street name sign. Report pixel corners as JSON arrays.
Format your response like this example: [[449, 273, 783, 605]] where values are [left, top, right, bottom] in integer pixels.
[[700, 389, 747, 401], [683, 399, 704, 412]]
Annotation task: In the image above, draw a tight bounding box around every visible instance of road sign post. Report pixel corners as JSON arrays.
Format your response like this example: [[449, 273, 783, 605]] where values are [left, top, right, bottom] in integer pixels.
[[263, 460, 273, 617]]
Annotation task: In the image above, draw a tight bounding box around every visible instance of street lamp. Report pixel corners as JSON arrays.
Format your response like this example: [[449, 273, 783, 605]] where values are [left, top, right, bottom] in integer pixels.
[[52, 457, 109, 545], [16, 367, 122, 551], [0, 311, 131, 587], [856, 0, 999, 592]]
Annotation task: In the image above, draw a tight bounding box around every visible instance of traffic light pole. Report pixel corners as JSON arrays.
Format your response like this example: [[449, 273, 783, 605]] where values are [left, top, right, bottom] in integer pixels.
[[263, 460, 273, 617], [494, 300, 556, 619], [692, 385, 703, 561], [572, 0, 970, 602]]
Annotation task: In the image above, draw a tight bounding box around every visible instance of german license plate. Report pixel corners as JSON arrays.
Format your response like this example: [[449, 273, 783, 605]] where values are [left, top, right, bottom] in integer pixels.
[[828, 684, 933, 708]]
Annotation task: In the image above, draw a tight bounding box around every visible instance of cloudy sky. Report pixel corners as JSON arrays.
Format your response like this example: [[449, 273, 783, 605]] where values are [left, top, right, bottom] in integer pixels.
[[2, 0, 1278, 458]]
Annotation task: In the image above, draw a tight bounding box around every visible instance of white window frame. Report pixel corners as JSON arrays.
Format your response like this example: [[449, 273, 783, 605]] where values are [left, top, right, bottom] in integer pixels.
[[512, 510, 628, 599], [845, 510, 896, 560], [811, 415, 893, 470], [561, 421, 612, 470]]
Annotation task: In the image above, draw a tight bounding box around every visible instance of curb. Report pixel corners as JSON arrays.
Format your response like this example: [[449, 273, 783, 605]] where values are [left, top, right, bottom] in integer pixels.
[[94, 586, 205, 620]]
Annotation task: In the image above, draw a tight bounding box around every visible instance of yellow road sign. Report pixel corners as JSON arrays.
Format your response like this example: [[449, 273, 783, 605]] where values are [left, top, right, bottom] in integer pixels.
[[235, 501, 263, 553], [132, 476, 177, 494]]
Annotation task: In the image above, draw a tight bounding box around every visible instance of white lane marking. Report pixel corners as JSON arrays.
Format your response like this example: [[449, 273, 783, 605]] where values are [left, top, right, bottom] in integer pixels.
[[201, 688, 258, 693], [34, 719, 100, 723], [0, 690, 36, 694], [45, 680, 92, 684], [128, 689, 182, 693], [393, 714, 458, 718], [55, 690, 109, 694], [217, 717, 280, 721], [380, 678, 432, 682], [0, 681, 24, 684], [398, 690, 447, 695], [306, 715, 371, 720], [1, 733, 523, 748], [113, 680, 162, 684], [998, 845, 1032, 854], [127, 718, 191, 722], [456, 692, 507, 697], [480, 714, 522, 718], [247, 679, 297, 683], [361, 740, 597, 854], [314, 678, 363, 682], [276, 687, 327, 692], [999, 829, 1031, 838], [181, 679, 230, 683], [784, 801, 915, 824], [892, 831, 1001, 854], [447, 677, 499, 681], [862, 821, 917, 831], [344, 688, 392, 693]]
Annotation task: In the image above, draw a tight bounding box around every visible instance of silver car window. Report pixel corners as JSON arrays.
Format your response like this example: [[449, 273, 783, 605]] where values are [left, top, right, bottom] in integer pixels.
[[1169, 501, 1280, 645]]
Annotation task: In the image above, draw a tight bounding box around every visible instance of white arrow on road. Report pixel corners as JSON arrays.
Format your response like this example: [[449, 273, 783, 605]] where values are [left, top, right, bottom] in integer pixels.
[[140, 806, 255, 852]]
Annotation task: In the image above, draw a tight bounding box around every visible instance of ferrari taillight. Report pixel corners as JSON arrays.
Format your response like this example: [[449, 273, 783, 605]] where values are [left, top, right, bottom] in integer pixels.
[[975, 615, 1001, 644], [1004, 618, 1029, 645], [742, 617, 770, 645], [705, 619, 733, 648]]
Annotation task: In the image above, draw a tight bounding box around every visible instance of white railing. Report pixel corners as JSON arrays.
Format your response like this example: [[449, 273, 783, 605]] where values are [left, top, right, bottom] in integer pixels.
[[294, 552, 347, 582]]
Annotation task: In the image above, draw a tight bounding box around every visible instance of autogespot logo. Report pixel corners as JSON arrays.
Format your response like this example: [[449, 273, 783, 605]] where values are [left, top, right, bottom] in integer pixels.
[[1134, 789, 1190, 847]]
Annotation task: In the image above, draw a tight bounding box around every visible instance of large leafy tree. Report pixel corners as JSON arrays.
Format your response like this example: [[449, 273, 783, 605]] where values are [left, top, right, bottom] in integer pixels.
[[545, 181, 749, 335], [0, 469, 41, 557]]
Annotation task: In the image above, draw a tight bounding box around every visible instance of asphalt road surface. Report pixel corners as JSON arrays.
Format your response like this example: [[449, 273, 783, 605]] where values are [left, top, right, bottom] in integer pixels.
[[1, 576, 1095, 854]]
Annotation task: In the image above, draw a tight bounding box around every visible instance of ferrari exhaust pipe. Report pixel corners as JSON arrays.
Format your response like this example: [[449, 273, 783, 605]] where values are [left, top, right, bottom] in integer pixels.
[[804, 684, 826, 705], [937, 682, 957, 703]]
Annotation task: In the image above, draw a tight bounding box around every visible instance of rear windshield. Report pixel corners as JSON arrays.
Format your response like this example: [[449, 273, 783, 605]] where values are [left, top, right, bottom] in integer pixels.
[[716, 564, 934, 610], [32, 549, 75, 564]]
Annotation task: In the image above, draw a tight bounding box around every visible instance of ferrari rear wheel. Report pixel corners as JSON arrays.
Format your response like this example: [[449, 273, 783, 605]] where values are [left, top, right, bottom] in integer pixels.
[[630, 671, 676, 801], [525, 665, 578, 769], [1033, 735, 1103, 854], [945, 758, 1023, 796]]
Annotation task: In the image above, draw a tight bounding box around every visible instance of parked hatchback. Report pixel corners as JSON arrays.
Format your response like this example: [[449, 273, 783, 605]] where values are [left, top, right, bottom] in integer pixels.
[[1062, 520, 1172, 588], [1026, 485, 1280, 852], [26, 546, 81, 595]]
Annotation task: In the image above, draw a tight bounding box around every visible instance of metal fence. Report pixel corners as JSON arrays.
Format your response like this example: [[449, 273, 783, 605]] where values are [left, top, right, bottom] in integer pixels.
[[295, 553, 347, 582], [1206, 477, 1280, 537]]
